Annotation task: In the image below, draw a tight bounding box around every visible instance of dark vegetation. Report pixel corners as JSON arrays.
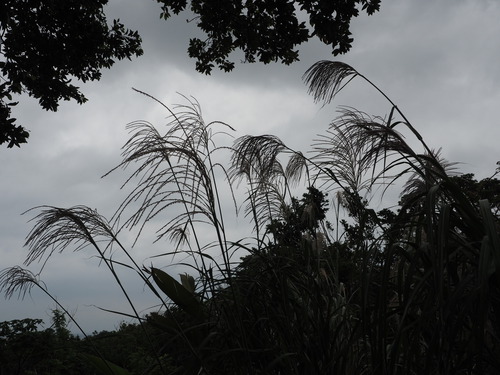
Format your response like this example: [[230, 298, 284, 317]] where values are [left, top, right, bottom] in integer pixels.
[[0, 311, 176, 374], [1, 61, 500, 374]]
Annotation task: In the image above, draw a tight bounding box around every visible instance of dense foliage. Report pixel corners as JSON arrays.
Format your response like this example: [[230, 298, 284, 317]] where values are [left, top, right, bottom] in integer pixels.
[[0, 312, 84, 374], [0, 312, 176, 375], [2, 61, 500, 374], [0, 0, 143, 147], [156, 0, 381, 73]]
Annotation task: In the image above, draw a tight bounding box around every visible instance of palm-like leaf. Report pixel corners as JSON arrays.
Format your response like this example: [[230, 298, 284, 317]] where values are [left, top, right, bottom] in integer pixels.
[[230, 134, 287, 185], [285, 151, 310, 186], [400, 148, 459, 203], [311, 108, 388, 194], [106, 95, 236, 269], [23, 205, 116, 267], [303, 61, 359, 104], [230, 134, 297, 236], [0, 266, 41, 299]]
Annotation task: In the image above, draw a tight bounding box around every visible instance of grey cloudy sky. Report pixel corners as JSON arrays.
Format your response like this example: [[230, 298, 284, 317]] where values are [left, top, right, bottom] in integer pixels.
[[1, 0, 499, 333]]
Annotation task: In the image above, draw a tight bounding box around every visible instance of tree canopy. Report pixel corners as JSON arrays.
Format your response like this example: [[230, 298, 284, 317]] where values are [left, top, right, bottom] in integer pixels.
[[156, 0, 381, 74], [0, 0, 143, 148]]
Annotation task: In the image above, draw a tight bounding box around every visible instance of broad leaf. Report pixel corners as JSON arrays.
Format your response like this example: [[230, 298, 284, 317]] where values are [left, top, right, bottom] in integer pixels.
[[151, 267, 204, 319]]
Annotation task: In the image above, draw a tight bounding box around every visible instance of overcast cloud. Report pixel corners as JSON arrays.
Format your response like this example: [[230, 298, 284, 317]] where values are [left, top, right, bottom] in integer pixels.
[[1, 0, 499, 333]]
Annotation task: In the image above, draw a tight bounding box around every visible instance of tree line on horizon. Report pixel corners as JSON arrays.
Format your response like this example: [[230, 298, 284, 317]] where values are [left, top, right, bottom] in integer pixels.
[[0, 311, 178, 375]]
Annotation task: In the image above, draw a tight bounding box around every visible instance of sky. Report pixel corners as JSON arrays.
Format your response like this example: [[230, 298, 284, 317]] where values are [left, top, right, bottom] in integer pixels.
[[1, 0, 499, 334]]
